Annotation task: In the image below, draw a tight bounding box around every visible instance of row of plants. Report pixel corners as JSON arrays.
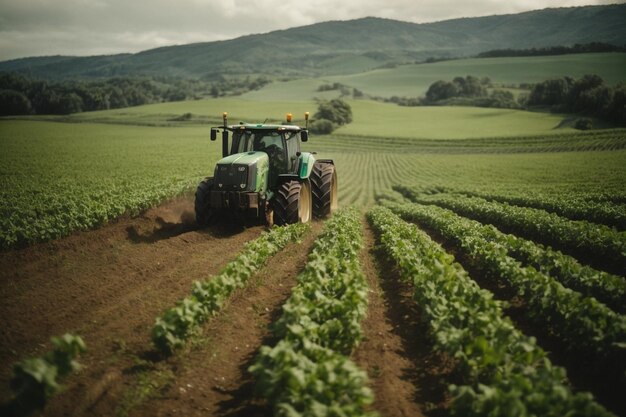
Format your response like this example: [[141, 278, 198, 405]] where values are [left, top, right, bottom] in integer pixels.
[[4, 334, 86, 417], [250, 208, 375, 416], [367, 206, 613, 416], [395, 186, 626, 274], [386, 202, 626, 365], [151, 223, 309, 354], [390, 189, 625, 310], [447, 187, 626, 230], [490, 222, 625, 312]]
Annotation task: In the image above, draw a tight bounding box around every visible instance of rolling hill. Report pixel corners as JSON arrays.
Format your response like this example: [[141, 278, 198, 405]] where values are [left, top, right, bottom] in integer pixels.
[[0, 3, 625, 79]]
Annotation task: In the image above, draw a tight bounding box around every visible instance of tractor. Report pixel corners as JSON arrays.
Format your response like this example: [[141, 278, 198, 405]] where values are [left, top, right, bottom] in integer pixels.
[[195, 112, 338, 226]]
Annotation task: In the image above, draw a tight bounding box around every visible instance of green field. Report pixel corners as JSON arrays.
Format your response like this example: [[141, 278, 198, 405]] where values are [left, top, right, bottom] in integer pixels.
[[242, 53, 626, 100], [39, 96, 576, 140], [2, 109, 625, 248], [2, 52, 626, 249]]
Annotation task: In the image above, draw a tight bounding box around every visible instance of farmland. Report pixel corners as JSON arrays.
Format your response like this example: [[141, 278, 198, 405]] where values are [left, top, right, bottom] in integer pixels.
[[1, 52, 626, 416]]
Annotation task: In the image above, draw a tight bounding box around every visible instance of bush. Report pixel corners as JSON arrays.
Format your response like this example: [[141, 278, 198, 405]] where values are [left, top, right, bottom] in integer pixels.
[[314, 99, 353, 126], [309, 119, 335, 134], [575, 117, 593, 130]]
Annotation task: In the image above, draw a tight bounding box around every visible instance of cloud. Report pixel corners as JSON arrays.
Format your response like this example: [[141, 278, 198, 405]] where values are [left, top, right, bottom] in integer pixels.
[[0, 0, 621, 61]]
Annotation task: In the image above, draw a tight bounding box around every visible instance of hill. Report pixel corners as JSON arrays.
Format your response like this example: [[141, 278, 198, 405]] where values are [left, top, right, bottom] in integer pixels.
[[1, 4, 625, 79]]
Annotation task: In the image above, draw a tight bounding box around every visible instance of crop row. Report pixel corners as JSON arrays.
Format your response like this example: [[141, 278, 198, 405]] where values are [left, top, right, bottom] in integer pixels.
[[250, 208, 375, 416], [386, 201, 626, 364], [367, 206, 613, 416], [151, 223, 309, 354], [389, 190, 626, 310], [5, 334, 86, 416], [445, 188, 626, 230], [395, 186, 626, 274]]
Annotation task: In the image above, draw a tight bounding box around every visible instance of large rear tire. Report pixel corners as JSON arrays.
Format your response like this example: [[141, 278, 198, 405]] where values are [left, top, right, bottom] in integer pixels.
[[195, 177, 215, 227], [311, 162, 338, 218], [274, 180, 312, 225]]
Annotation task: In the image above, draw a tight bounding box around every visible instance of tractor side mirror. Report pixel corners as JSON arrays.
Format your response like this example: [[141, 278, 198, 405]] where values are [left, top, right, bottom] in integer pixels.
[[301, 130, 309, 142], [210, 128, 217, 141]]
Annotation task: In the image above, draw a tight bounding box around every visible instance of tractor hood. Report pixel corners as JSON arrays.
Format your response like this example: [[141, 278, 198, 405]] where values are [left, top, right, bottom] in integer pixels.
[[217, 151, 268, 166], [214, 151, 269, 193]]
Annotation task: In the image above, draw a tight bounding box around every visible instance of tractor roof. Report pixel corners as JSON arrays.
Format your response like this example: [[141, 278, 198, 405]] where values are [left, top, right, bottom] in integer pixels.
[[229, 123, 302, 131]]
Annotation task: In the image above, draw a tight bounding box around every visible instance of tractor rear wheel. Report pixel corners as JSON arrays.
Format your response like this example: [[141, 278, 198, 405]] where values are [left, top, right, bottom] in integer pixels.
[[311, 162, 338, 218], [274, 180, 312, 225], [195, 177, 215, 227]]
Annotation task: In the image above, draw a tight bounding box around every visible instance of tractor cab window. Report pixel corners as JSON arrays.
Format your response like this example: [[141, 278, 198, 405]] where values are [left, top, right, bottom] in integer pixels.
[[232, 131, 254, 154], [284, 131, 300, 173], [253, 132, 288, 171]]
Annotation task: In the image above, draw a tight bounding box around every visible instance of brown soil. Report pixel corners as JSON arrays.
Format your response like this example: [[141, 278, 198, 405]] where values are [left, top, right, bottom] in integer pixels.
[[0, 196, 264, 411], [0, 205, 458, 417], [122, 221, 322, 417], [352, 222, 452, 417]]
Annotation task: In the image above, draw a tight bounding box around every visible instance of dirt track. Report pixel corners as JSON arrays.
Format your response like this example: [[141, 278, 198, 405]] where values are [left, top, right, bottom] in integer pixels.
[[0, 196, 264, 410], [0, 198, 453, 417]]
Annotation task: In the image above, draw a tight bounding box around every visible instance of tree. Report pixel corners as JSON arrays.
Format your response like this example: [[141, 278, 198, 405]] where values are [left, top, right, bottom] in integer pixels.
[[314, 99, 352, 126], [425, 80, 458, 102], [0, 89, 32, 115]]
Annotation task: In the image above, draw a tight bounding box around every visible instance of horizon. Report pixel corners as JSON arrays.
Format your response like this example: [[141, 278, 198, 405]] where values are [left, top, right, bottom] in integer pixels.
[[0, 1, 621, 62]]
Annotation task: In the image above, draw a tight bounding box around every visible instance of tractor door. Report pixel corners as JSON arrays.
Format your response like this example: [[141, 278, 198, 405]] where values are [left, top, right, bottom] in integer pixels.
[[284, 131, 301, 174]]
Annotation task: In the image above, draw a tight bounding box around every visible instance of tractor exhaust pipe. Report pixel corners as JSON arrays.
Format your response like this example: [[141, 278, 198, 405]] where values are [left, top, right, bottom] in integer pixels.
[[222, 112, 228, 157]]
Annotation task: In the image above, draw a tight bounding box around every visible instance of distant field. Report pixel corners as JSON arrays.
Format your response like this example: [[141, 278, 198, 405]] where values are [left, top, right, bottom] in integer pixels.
[[334, 100, 575, 139], [51, 97, 576, 140], [1, 117, 624, 248], [242, 53, 626, 100]]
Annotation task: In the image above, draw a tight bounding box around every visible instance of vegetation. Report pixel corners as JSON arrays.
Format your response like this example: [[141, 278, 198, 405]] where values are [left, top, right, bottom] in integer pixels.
[[0, 72, 271, 115], [310, 98, 353, 134], [396, 189, 626, 274], [250, 208, 374, 416], [5, 334, 86, 416], [477, 42, 626, 58], [369, 206, 615, 417], [152, 223, 309, 354], [527, 74, 626, 125]]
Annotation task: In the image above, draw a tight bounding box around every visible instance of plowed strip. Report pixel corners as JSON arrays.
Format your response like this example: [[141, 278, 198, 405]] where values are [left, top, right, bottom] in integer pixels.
[[0, 197, 262, 405], [114, 221, 322, 417], [352, 222, 450, 417]]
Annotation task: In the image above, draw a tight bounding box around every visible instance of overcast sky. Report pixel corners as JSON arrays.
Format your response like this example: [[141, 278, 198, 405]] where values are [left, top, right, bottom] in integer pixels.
[[0, 0, 621, 61]]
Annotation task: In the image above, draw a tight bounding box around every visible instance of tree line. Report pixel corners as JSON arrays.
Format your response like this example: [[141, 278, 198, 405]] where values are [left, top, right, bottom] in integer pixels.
[[379, 76, 519, 109], [477, 42, 626, 58], [526, 74, 626, 125], [0, 73, 270, 116]]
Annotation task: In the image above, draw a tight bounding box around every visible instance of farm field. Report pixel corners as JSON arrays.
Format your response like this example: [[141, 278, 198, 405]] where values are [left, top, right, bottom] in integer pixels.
[[2, 54, 626, 415], [242, 53, 626, 100]]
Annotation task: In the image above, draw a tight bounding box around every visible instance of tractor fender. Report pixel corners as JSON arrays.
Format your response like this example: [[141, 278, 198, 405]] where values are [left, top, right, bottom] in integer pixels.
[[297, 152, 317, 179]]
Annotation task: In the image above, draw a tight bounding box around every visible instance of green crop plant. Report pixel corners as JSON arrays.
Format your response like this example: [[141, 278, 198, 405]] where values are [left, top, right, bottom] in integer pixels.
[[368, 206, 614, 417], [6, 334, 86, 416], [151, 223, 309, 354], [250, 207, 375, 416]]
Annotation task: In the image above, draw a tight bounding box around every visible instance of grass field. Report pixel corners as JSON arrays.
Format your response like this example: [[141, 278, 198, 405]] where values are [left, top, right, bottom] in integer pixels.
[[31, 96, 577, 140], [241, 53, 626, 100]]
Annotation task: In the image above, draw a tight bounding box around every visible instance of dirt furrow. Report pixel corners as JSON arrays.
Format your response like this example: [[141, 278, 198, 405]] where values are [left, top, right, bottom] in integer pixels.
[[353, 222, 450, 417], [110, 221, 321, 417], [0, 196, 263, 407]]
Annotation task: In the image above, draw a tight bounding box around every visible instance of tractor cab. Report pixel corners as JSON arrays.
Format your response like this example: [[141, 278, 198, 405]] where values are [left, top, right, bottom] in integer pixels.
[[197, 112, 336, 227]]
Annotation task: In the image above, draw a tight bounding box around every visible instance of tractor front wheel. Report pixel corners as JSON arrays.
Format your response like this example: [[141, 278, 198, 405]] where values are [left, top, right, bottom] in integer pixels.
[[311, 162, 338, 218], [274, 180, 312, 225], [195, 177, 215, 227]]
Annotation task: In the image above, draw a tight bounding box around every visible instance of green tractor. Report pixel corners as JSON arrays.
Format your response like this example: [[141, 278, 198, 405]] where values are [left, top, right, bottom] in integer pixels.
[[195, 112, 338, 226]]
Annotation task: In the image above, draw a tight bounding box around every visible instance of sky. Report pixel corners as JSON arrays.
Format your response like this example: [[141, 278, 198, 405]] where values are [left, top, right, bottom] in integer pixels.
[[0, 0, 621, 61]]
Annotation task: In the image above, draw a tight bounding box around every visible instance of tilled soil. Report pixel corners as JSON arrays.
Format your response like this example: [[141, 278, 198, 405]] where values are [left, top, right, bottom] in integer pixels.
[[353, 223, 451, 417], [0, 202, 456, 417], [0, 196, 263, 411]]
